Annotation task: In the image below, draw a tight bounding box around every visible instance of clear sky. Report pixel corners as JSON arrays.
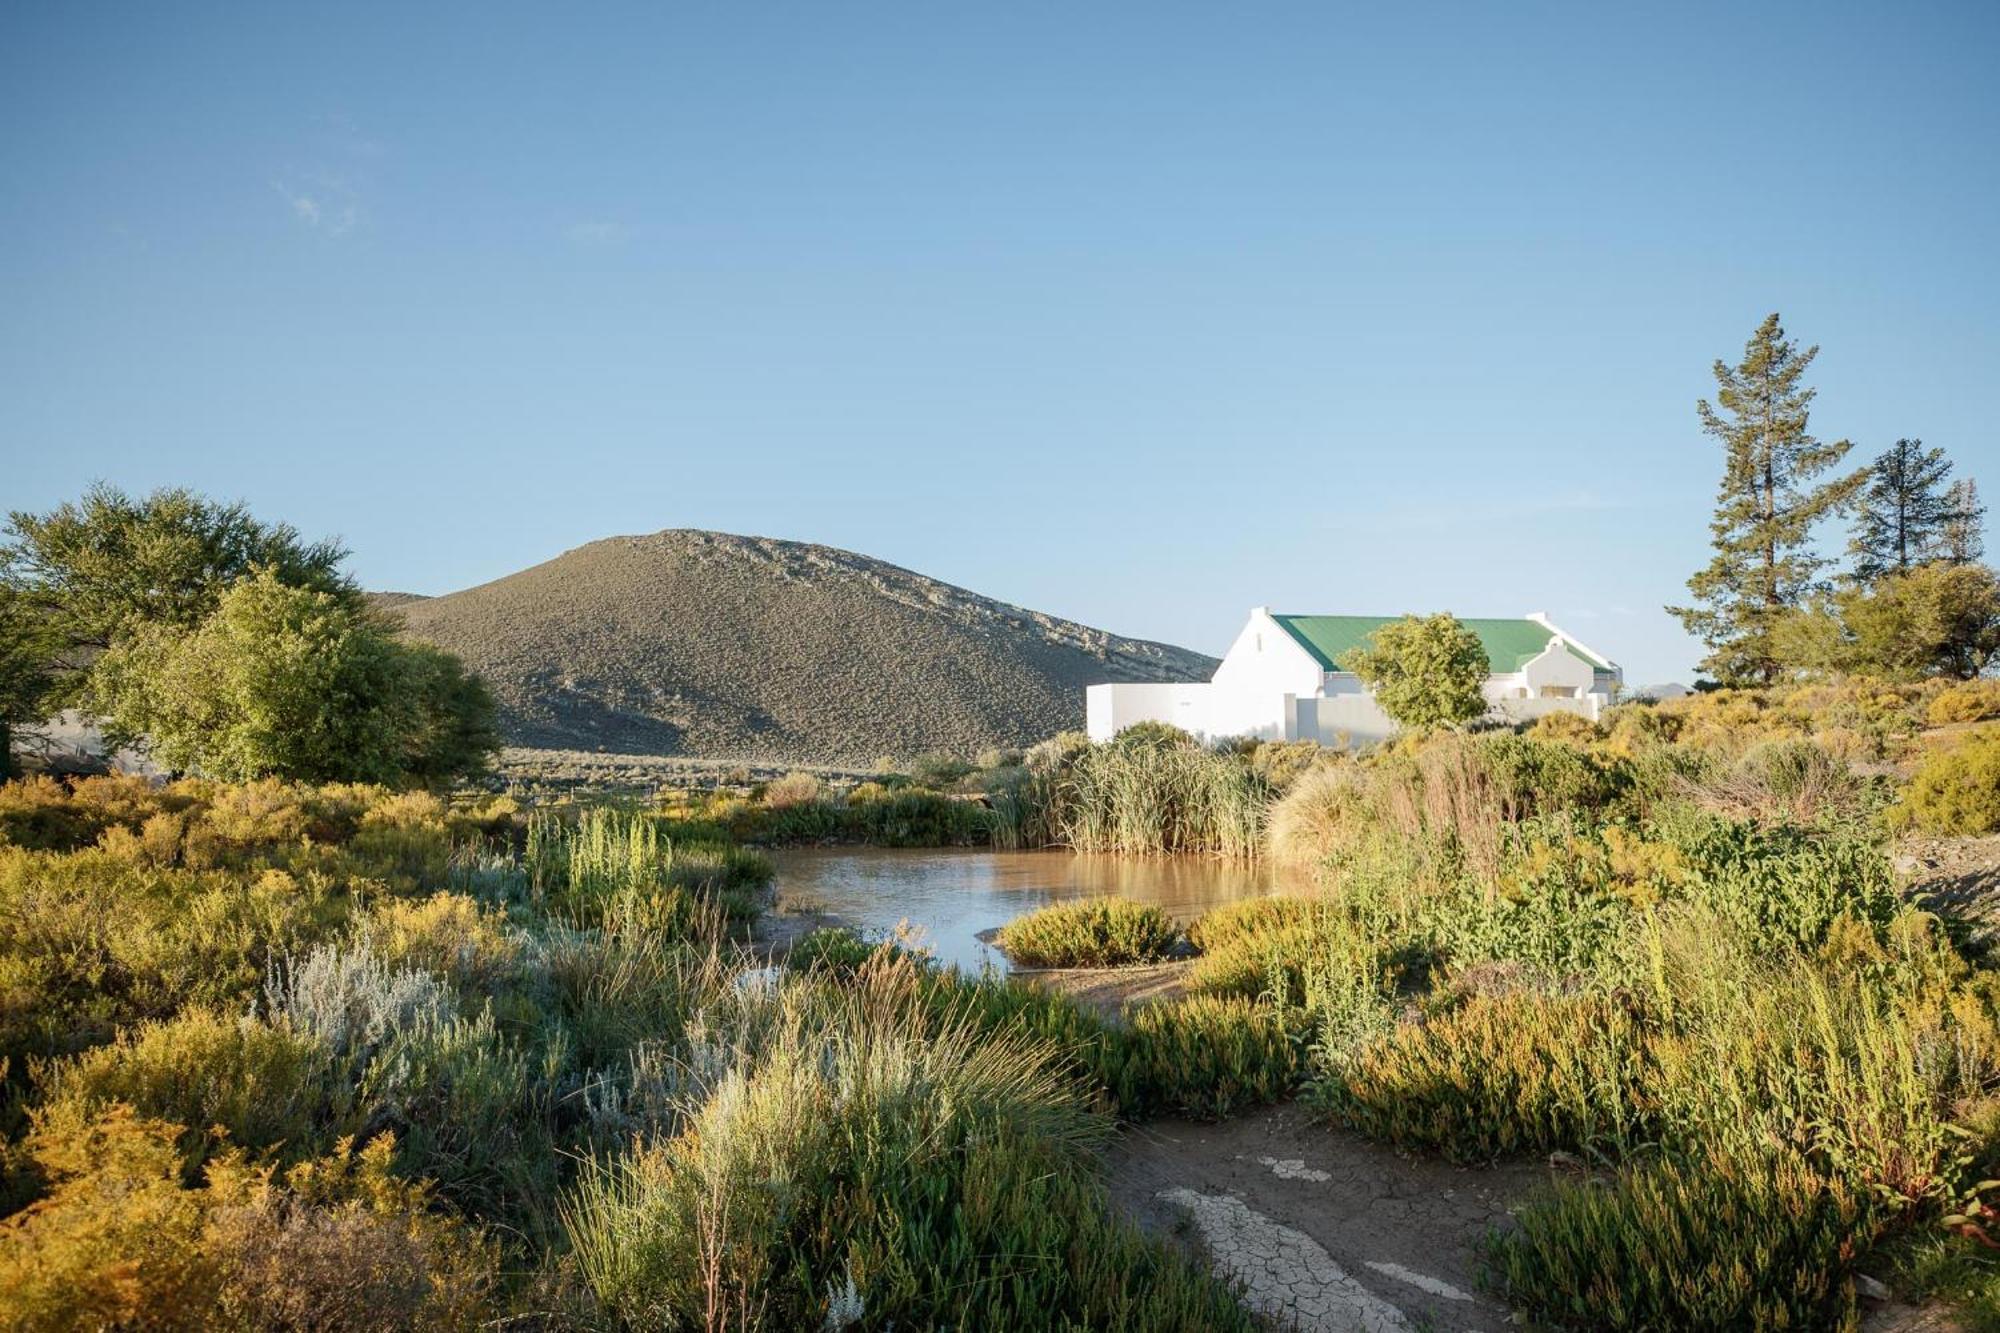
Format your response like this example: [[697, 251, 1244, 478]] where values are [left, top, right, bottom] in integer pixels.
[[5, 3, 1997, 684]]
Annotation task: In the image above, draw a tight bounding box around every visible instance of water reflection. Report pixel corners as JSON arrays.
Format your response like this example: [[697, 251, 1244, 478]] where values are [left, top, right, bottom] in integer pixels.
[[767, 848, 1319, 974]]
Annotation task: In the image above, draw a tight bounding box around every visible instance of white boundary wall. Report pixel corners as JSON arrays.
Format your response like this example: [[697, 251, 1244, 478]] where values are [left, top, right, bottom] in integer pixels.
[[1088, 682, 1608, 748]]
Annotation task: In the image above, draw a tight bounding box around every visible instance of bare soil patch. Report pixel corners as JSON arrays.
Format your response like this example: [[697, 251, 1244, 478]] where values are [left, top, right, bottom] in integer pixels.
[[1107, 1103, 1546, 1331]]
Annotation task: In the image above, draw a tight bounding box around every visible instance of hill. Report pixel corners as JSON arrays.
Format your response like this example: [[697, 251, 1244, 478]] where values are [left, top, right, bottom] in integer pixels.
[[391, 530, 1215, 765]]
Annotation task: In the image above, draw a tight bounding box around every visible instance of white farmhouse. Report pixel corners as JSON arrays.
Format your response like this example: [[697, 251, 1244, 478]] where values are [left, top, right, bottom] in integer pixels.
[[1087, 608, 1620, 747]]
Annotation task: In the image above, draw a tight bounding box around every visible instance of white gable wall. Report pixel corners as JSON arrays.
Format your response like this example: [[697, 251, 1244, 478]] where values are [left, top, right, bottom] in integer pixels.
[[1211, 608, 1323, 696]]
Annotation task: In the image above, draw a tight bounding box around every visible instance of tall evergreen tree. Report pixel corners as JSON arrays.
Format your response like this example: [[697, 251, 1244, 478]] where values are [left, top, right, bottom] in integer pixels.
[[1668, 314, 1864, 685], [1943, 478, 1987, 565], [1849, 438, 1958, 581]]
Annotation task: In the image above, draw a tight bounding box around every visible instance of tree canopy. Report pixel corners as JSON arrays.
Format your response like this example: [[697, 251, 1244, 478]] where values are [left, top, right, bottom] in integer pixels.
[[1669, 314, 1863, 685], [1337, 613, 1489, 732], [88, 570, 497, 785], [1849, 439, 1963, 582], [1, 486, 494, 785]]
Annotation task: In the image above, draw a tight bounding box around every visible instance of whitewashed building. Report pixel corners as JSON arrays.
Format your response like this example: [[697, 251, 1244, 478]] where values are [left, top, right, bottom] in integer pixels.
[[1087, 608, 1620, 747]]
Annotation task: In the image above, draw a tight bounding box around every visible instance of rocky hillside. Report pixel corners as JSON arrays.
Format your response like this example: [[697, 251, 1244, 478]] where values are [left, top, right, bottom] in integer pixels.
[[391, 530, 1214, 764]]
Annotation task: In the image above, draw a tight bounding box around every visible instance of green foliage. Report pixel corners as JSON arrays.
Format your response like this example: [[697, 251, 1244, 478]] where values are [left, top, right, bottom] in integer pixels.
[[1043, 738, 1269, 856], [1484, 1144, 1872, 1330], [3, 483, 353, 685], [1323, 990, 1656, 1163], [1895, 730, 2000, 835], [1669, 313, 1865, 685], [563, 959, 1253, 1331], [0, 581, 64, 779], [90, 570, 496, 784], [667, 780, 996, 848], [1112, 995, 1301, 1120], [995, 897, 1181, 968], [525, 805, 769, 931], [1336, 612, 1489, 732], [36, 1010, 333, 1166], [1850, 438, 1969, 582]]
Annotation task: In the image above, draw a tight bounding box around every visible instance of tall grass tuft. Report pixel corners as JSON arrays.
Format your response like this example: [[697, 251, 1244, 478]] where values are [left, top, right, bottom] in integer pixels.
[[563, 954, 1254, 1331], [1044, 742, 1269, 857]]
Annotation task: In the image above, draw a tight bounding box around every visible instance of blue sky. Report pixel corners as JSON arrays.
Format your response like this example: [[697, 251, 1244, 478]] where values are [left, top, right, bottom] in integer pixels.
[[4, 3, 1997, 684]]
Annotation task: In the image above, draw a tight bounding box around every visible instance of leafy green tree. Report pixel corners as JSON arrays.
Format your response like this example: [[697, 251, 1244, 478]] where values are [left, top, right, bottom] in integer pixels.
[[4, 485, 353, 707], [1943, 479, 1987, 565], [0, 579, 65, 778], [1668, 314, 1864, 685], [89, 570, 496, 784], [1338, 613, 1489, 732], [1768, 562, 2000, 681], [1842, 562, 2000, 681], [1849, 439, 1962, 581]]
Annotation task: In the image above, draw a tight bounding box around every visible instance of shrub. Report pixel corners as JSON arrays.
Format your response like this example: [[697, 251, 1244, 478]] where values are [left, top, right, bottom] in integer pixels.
[[1244, 739, 1330, 791], [996, 898, 1181, 968], [1681, 737, 1863, 824], [1112, 995, 1302, 1119], [564, 962, 1252, 1331], [1322, 990, 1655, 1163], [784, 925, 902, 975], [362, 893, 524, 992], [0, 851, 338, 1068], [1930, 678, 2000, 726], [0, 1106, 496, 1333], [909, 752, 975, 787], [37, 1011, 332, 1164], [1484, 1144, 1873, 1330], [1895, 730, 2000, 836], [1526, 709, 1603, 744], [1265, 763, 1368, 864], [759, 769, 823, 808], [1185, 896, 1345, 1002], [266, 941, 459, 1061]]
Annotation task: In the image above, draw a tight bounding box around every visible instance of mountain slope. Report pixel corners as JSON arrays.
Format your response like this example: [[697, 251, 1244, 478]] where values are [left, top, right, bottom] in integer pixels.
[[392, 530, 1215, 764]]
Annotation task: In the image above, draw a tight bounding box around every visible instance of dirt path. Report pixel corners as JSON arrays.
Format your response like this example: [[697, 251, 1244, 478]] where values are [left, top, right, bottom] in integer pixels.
[[1108, 1103, 1546, 1331]]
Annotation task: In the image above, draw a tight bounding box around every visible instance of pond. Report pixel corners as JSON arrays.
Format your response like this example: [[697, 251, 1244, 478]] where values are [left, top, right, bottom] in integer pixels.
[[767, 847, 1319, 974]]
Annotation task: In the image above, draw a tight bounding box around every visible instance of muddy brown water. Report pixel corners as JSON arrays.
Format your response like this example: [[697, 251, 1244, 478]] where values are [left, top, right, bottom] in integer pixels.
[[766, 847, 1319, 973]]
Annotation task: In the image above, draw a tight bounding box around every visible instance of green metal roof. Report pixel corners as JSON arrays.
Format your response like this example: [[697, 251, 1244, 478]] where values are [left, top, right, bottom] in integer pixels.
[[1270, 614, 1613, 675]]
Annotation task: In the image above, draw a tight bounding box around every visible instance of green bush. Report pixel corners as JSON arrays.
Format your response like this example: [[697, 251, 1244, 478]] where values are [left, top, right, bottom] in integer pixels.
[[564, 962, 1251, 1331], [1484, 1145, 1873, 1330], [37, 1011, 333, 1166], [1895, 730, 2000, 835], [996, 898, 1181, 968], [1112, 995, 1302, 1120], [1321, 990, 1655, 1164]]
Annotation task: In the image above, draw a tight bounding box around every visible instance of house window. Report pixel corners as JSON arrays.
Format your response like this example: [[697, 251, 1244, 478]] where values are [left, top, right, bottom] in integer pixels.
[[1539, 685, 1578, 699], [1255, 633, 1262, 652]]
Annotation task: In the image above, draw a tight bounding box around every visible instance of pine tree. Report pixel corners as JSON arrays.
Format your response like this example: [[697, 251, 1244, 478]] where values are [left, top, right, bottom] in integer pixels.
[[1943, 478, 1987, 565], [1848, 439, 1958, 581], [1668, 314, 1864, 685]]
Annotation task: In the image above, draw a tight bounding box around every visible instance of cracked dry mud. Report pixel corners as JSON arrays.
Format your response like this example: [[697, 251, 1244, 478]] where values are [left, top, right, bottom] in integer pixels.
[[1109, 1103, 1547, 1332]]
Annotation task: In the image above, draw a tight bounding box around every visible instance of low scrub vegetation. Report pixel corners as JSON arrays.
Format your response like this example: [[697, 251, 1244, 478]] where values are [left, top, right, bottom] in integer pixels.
[[1893, 726, 2000, 835], [0, 775, 1257, 1330], [994, 897, 1180, 967], [11, 684, 2000, 1328]]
